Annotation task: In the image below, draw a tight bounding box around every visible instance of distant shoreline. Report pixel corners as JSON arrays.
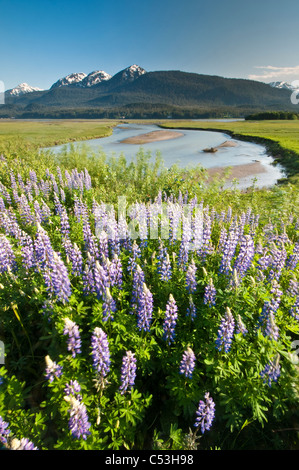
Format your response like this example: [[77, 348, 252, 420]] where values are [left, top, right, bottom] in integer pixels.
[[119, 129, 184, 144]]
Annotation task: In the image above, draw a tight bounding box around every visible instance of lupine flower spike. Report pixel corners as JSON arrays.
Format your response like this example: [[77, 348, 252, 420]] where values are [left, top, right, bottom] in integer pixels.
[[163, 294, 178, 345], [179, 347, 196, 379], [119, 351, 137, 395], [63, 318, 82, 358], [45, 355, 63, 383], [194, 392, 215, 434], [215, 307, 235, 353]]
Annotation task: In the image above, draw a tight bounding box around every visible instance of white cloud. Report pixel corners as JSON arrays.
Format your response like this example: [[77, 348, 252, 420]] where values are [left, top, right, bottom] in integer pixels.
[[248, 65, 299, 83]]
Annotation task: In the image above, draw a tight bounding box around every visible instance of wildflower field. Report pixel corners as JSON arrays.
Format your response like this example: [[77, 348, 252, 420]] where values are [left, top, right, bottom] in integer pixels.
[[0, 129, 299, 451]]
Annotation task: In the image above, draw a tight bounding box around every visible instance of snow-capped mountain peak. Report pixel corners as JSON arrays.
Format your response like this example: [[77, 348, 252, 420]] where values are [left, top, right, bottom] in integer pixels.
[[120, 64, 146, 81], [269, 81, 299, 91], [7, 83, 44, 96], [80, 70, 112, 87], [50, 72, 87, 89]]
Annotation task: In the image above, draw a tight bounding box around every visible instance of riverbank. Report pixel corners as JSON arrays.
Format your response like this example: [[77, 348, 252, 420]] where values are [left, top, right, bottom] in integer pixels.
[[159, 120, 299, 183], [0, 119, 120, 148]]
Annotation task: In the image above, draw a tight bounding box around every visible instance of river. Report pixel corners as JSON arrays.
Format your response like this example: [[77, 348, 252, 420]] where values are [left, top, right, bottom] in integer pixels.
[[46, 122, 285, 189]]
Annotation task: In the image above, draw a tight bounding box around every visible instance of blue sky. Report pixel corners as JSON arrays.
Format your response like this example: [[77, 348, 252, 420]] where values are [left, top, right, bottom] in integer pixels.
[[1, 0, 299, 90]]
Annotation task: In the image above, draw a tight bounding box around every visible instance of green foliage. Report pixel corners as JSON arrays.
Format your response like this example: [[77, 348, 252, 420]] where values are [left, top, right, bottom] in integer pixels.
[[245, 111, 299, 121]]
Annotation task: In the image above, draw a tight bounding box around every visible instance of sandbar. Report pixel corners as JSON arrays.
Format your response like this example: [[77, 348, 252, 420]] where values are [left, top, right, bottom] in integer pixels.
[[206, 161, 267, 182], [120, 130, 184, 144]]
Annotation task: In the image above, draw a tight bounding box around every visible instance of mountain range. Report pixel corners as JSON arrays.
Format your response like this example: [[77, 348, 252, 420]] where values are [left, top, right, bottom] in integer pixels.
[[2, 65, 298, 118]]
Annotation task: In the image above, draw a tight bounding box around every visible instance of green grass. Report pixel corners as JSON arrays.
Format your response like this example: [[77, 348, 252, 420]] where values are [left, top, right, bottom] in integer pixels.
[[160, 120, 299, 154], [0, 119, 119, 148]]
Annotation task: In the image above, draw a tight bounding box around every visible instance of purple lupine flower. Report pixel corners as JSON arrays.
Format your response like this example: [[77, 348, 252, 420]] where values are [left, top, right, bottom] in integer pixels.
[[0, 416, 10, 445], [163, 294, 178, 345], [168, 203, 182, 244], [29, 169, 38, 184], [91, 327, 111, 382], [290, 296, 299, 321], [19, 231, 35, 272], [258, 280, 281, 340], [60, 188, 66, 202], [10, 170, 17, 190], [177, 240, 189, 271], [84, 168, 92, 190], [102, 287, 116, 321], [194, 392, 215, 434], [45, 355, 63, 383], [260, 355, 281, 387], [60, 208, 70, 237], [217, 227, 227, 253], [110, 254, 123, 289], [64, 380, 82, 401], [215, 307, 235, 353], [157, 243, 172, 281], [34, 225, 55, 269], [48, 253, 72, 303], [108, 254, 123, 288], [10, 437, 38, 450], [186, 296, 197, 320], [186, 259, 197, 293], [18, 194, 35, 225], [179, 347, 196, 379], [82, 262, 95, 296], [219, 223, 239, 276], [40, 200, 51, 224], [286, 242, 299, 271], [203, 278, 216, 307], [39, 179, 51, 199], [191, 206, 204, 252], [286, 278, 299, 298], [264, 311, 279, 341], [232, 234, 255, 282], [65, 396, 91, 440], [17, 173, 25, 190], [0, 197, 5, 211], [236, 315, 248, 335], [93, 260, 109, 299], [127, 240, 141, 274], [136, 283, 153, 332], [1, 209, 21, 240], [63, 318, 81, 358], [267, 243, 287, 282], [33, 200, 42, 224], [106, 212, 121, 256], [0, 235, 17, 274], [97, 231, 109, 261], [119, 351, 137, 395], [69, 243, 83, 276], [0, 182, 11, 205], [62, 235, 73, 260]]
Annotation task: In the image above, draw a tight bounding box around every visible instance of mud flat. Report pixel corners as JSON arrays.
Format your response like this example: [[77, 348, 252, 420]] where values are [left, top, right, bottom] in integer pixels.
[[207, 161, 267, 181], [120, 129, 184, 144]]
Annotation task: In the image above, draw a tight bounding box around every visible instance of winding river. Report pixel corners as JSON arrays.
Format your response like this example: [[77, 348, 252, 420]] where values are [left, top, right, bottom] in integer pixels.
[[47, 123, 285, 189]]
